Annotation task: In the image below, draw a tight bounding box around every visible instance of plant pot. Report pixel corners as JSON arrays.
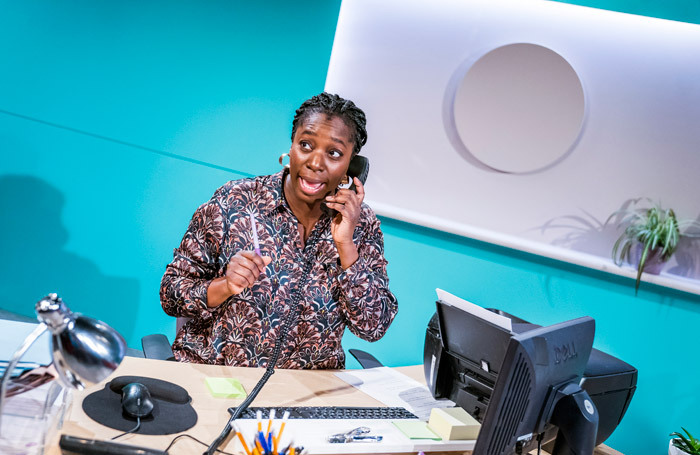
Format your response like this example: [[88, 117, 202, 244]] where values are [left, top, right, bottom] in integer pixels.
[[626, 243, 666, 275], [669, 438, 692, 455]]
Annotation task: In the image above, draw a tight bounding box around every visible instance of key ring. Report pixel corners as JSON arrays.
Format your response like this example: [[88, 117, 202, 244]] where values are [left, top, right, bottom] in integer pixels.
[[328, 426, 383, 443]]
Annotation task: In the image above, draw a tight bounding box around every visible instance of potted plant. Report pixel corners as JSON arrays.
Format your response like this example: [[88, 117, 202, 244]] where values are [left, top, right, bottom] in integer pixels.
[[669, 427, 700, 455], [608, 198, 700, 293]]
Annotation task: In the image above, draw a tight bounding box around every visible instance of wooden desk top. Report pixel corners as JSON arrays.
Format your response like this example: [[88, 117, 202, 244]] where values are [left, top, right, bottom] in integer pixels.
[[47, 357, 433, 454], [45, 356, 621, 455]]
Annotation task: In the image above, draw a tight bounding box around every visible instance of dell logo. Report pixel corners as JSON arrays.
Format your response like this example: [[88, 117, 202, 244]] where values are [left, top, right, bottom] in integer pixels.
[[554, 342, 578, 364]]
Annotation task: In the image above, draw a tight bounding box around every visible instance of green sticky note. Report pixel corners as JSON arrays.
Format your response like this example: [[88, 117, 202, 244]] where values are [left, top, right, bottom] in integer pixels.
[[392, 420, 442, 440], [205, 377, 247, 399]]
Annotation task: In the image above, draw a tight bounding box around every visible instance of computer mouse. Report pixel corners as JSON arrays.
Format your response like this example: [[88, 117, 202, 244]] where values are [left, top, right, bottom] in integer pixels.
[[121, 382, 154, 418]]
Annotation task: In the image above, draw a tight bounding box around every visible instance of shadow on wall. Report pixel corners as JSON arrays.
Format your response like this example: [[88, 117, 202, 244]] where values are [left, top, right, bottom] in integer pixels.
[[0, 174, 139, 342], [536, 210, 619, 258]]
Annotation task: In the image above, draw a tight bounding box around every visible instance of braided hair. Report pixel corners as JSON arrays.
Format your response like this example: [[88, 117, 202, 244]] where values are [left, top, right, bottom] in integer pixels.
[[291, 92, 367, 156]]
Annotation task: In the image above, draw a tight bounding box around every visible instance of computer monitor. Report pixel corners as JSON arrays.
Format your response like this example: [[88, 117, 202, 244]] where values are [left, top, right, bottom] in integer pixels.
[[472, 316, 598, 455], [424, 303, 636, 450]]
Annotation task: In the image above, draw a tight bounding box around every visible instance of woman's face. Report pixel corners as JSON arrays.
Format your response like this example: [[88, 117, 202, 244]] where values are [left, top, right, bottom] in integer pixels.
[[286, 112, 354, 208]]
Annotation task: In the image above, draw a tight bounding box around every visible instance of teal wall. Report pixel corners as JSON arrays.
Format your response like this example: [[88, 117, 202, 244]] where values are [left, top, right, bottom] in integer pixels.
[[1, 1, 698, 454], [0, 0, 343, 344], [549, 0, 700, 24]]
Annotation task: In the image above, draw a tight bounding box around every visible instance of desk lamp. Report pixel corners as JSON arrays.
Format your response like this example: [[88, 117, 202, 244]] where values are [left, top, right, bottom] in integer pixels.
[[0, 293, 127, 435]]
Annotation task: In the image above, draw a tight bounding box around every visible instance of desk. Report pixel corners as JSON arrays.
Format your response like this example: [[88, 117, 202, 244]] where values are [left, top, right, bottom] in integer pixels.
[[45, 357, 622, 455]]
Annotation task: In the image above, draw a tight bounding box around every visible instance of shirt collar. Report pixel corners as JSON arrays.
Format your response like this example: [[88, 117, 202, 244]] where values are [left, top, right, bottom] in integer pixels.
[[262, 170, 289, 217]]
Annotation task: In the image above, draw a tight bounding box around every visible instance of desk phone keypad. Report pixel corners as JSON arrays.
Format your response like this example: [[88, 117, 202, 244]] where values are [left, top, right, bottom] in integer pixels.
[[228, 406, 419, 419]]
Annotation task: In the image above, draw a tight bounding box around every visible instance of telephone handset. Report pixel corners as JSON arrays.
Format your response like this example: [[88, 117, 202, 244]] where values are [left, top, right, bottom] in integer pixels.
[[323, 154, 369, 217], [346, 154, 370, 191]]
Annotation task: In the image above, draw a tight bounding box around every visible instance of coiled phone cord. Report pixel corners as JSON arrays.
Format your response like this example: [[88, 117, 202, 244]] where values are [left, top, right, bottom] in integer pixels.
[[204, 222, 325, 455]]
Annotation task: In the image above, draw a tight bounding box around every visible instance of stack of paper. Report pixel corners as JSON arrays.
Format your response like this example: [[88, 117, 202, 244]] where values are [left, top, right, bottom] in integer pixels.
[[335, 367, 454, 421], [428, 407, 480, 440]]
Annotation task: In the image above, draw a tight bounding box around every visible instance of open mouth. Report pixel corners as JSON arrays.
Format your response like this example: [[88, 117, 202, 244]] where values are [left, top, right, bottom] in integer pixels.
[[298, 177, 326, 195]]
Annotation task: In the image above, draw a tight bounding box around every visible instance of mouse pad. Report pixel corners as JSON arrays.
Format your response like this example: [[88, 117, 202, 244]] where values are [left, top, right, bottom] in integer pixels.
[[82, 375, 197, 435]]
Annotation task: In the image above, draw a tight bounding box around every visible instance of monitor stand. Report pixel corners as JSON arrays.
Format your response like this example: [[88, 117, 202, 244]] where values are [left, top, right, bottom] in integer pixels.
[[549, 383, 599, 455]]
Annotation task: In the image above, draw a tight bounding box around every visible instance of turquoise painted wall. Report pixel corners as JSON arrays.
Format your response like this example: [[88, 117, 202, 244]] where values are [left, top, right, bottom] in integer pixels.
[[549, 0, 700, 24], [0, 0, 343, 343], [1, 1, 698, 454]]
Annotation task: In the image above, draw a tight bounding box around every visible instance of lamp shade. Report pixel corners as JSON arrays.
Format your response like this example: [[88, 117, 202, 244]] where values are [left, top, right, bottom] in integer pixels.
[[35, 293, 126, 390]]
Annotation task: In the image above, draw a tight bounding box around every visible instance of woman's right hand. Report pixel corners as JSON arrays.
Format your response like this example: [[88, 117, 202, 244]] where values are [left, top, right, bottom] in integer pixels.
[[207, 251, 271, 307], [224, 251, 272, 295]]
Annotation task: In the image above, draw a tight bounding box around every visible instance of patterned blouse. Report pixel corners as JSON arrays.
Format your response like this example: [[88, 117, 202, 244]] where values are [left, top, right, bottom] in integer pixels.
[[160, 171, 398, 369]]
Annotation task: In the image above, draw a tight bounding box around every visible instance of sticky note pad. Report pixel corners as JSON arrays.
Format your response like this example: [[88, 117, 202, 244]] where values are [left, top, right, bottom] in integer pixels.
[[392, 420, 441, 440], [427, 407, 480, 440], [205, 377, 247, 399]]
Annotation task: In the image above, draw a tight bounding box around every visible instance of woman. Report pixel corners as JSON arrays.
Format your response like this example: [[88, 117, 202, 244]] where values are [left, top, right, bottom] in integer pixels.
[[160, 92, 398, 369]]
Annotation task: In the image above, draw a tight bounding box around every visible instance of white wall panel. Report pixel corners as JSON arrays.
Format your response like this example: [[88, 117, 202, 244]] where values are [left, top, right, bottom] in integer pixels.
[[326, 0, 700, 293]]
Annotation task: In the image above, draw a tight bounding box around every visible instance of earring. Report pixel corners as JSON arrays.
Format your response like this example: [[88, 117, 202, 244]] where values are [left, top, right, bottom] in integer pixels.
[[278, 153, 290, 170], [338, 175, 351, 189]]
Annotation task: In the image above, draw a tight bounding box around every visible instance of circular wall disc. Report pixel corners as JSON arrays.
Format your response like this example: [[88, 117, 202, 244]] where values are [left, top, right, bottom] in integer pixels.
[[453, 43, 586, 173]]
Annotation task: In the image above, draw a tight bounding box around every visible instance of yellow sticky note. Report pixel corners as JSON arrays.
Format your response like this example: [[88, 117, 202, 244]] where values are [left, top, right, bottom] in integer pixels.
[[427, 407, 480, 440], [205, 377, 247, 399]]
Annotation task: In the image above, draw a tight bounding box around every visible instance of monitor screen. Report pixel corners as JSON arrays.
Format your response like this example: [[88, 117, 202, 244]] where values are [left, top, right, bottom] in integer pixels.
[[472, 316, 598, 455]]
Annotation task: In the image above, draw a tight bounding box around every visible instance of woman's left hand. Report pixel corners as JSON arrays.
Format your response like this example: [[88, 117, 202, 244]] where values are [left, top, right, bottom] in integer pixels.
[[325, 177, 364, 267]]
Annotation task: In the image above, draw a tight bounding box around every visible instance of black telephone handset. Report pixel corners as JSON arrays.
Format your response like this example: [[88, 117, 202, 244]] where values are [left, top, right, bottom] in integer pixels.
[[323, 155, 370, 217], [346, 154, 370, 191]]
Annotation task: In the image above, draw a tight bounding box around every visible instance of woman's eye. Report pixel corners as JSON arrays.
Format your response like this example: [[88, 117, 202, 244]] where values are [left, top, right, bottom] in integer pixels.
[[300, 141, 312, 150], [329, 150, 342, 158]]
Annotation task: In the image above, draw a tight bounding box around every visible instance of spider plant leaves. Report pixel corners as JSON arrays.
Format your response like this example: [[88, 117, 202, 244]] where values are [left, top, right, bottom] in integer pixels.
[[670, 427, 700, 455], [609, 200, 693, 294], [635, 238, 652, 294]]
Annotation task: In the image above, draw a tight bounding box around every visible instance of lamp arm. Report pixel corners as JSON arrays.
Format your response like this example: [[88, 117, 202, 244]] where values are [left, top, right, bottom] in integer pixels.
[[0, 322, 49, 435]]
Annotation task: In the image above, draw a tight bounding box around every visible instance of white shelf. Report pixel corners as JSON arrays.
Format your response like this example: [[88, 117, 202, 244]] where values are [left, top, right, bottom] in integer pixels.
[[370, 200, 700, 297]]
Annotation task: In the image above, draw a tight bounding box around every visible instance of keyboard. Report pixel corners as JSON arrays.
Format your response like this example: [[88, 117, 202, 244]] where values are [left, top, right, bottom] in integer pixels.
[[228, 406, 419, 419]]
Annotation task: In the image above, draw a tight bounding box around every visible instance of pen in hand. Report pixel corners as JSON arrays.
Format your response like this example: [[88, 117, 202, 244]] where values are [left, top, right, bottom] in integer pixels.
[[248, 210, 262, 256]]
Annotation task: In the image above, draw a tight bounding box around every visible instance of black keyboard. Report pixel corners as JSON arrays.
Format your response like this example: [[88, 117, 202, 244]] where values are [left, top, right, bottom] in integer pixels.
[[228, 406, 419, 419]]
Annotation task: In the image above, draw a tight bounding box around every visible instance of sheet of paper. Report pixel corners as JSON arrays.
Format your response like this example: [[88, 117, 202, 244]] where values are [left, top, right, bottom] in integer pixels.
[[234, 417, 476, 454], [334, 367, 454, 421], [436, 288, 512, 332]]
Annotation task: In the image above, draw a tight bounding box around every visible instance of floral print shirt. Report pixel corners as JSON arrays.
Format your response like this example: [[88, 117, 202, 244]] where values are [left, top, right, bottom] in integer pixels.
[[160, 171, 398, 369]]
